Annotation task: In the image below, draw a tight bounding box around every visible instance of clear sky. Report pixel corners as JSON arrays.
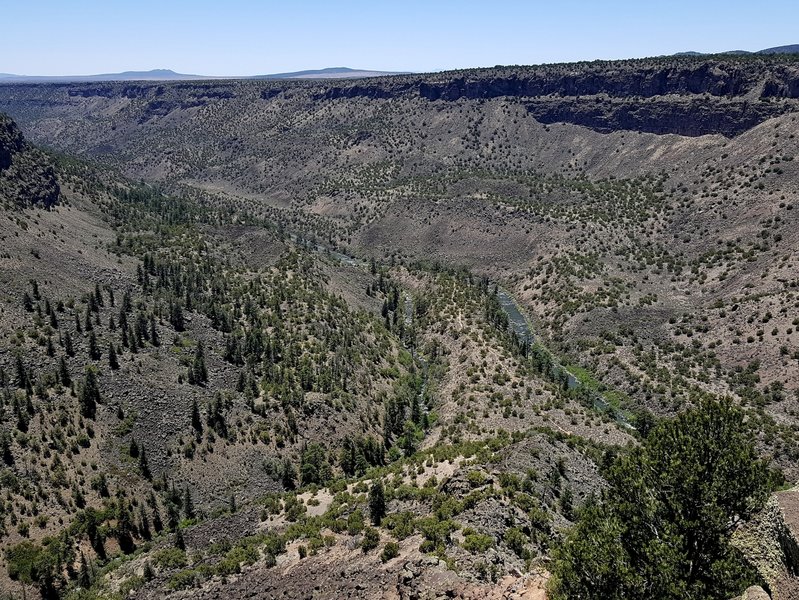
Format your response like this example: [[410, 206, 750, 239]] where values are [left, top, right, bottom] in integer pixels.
[[3, 0, 798, 76]]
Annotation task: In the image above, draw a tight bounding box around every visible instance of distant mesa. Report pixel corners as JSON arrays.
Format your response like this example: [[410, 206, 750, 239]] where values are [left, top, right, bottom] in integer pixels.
[[0, 69, 203, 83], [0, 69, 210, 83], [0, 67, 408, 83], [97, 69, 205, 80], [251, 67, 408, 80]]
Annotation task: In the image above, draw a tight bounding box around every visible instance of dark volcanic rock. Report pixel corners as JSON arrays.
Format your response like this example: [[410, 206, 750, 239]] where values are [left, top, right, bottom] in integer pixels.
[[0, 112, 60, 208], [524, 96, 791, 137], [320, 58, 799, 136], [416, 65, 755, 100], [319, 82, 413, 100], [0, 112, 26, 169]]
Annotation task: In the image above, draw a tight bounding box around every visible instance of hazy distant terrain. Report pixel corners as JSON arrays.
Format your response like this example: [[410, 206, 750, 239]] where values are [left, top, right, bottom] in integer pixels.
[[0, 66, 407, 83], [676, 43, 799, 56], [251, 67, 408, 79]]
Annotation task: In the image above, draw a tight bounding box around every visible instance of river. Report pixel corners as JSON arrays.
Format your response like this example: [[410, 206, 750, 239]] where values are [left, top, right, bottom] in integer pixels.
[[493, 285, 632, 427], [301, 239, 631, 428]]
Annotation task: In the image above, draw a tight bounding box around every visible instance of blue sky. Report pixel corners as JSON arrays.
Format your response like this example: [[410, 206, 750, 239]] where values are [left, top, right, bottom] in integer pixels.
[[3, 0, 797, 75]]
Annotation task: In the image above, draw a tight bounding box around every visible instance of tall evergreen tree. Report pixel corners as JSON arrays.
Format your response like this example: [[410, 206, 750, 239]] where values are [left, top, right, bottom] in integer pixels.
[[58, 357, 70, 386], [139, 447, 151, 480], [88, 332, 101, 360], [63, 330, 75, 357], [368, 479, 386, 525], [80, 367, 101, 419], [108, 343, 119, 370], [549, 398, 774, 600], [191, 398, 202, 433], [183, 487, 195, 520], [192, 341, 208, 385], [149, 314, 160, 347], [138, 504, 151, 540], [174, 527, 185, 551]]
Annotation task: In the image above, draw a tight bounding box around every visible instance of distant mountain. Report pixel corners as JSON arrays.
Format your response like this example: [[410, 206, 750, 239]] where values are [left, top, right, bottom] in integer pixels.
[[84, 69, 211, 81], [757, 44, 799, 54], [0, 69, 212, 83], [251, 67, 407, 80], [0, 67, 407, 83], [675, 44, 799, 56]]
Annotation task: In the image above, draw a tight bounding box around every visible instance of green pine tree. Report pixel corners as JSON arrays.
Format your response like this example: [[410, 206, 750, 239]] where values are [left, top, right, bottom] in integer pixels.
[[549, 398, 774, 600], [79, 367, 101, 419], [368, 479, 386, 525]]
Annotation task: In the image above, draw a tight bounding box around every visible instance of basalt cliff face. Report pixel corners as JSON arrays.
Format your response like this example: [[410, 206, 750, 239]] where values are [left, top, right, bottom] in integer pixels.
[[2, 56, 799, 140], [318, 58, 799, 136]]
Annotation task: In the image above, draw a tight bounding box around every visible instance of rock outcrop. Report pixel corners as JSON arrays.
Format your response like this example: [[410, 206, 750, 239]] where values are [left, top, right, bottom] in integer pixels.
[[524, 96, 790, 137], [0, 112, 60, 209], [733, 586, 773, 600], [320, 58, 799, 137], [0, 112, 26, 169], [735, 489, 799, 599]]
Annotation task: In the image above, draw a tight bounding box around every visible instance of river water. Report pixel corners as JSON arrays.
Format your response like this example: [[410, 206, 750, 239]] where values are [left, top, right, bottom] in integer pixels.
[[493, 284, 630, 426], [304, 240, 630, 427]]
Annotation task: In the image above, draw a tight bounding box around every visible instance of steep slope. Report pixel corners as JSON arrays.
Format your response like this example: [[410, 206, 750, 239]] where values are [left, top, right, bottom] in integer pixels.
[[1, 56, 797, 464], [0, 115, 644, 599], [0, 116, 412, 595]]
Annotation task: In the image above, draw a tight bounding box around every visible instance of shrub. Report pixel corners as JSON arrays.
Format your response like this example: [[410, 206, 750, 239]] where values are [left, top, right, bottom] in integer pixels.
[[462, 529, 494, 553], [361, 527, 380, 552], [153, 547, 187, 569], [380, 541, 400, 562]]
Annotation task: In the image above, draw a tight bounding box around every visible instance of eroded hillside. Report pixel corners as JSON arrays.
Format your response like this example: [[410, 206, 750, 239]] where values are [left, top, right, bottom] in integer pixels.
[[1, 54, 798, 599], [2, 55, 797, 462], [0, 114, 643, 599]]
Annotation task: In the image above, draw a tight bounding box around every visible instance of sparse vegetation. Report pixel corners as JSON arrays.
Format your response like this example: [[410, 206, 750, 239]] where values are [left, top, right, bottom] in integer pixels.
[[0, 52, 797, 598]]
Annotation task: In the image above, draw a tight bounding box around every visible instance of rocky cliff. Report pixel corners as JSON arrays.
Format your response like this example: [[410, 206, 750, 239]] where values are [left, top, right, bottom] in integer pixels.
[[524, 96, 789, 137], [734, 489, 799, 599], [2, 56, 798, 139], [414, 61, 799, 100], [319, 57, 799, 136]]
